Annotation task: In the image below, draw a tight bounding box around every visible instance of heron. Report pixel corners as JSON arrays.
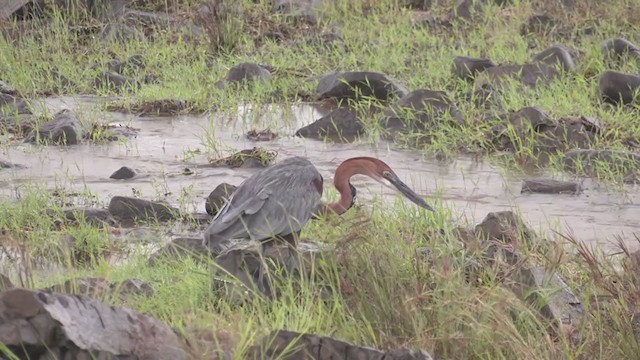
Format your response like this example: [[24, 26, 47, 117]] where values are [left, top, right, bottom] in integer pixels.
[[203, 156, 434, 291]]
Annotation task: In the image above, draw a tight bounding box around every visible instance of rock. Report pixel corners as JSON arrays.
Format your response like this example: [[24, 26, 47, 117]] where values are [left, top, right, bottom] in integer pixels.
[[532, 45, 575, 71], [47, 207, 116, 226], [106, 59, 125, 74], [295, 107, 364, 142], [108, 196, 179, 222], [93, 71, 138, 92], [601, 37, 640, 60], [452, 56, 496, 80], [521, 179, 581, 194], [246, 128, 278, 141], [147, 237, 210, 265], [381, 89, 465, 135], [205, 147, 278, 169], [98, 22, 146, 42], [521, 14, 558, 35], [246, 330, 434, 359], [205, 183, 237, 216], [475, 63, 559, 89], [562, 149, 640, 183], [0, 274, 13, 291], [315, 71, 408, 102], [453, 0, 485, 20], [110, 166, 137, 180], [215, 63, 272, 89], [0, 93, 31, 114], [272, 0, 322, 23], [474, 211, 535, 245], [597, 70, 640, 105], [0, 288, 187, 359], [24, 109, 84, 145], [44, 277, 154, 301]]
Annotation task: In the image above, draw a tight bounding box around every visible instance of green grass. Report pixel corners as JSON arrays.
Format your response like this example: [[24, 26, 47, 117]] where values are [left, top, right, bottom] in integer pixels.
[[1, 0, 640, 359]]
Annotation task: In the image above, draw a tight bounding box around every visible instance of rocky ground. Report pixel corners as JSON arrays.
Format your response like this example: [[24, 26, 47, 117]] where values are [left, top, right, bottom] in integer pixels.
[[1, 0, 640, 359]]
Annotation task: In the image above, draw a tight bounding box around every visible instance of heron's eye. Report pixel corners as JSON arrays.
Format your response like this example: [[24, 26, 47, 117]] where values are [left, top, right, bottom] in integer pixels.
[[382, 170, 391, 178]]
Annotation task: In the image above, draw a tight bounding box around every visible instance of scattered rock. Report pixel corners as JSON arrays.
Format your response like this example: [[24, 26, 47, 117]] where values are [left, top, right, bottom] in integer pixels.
[[272, 0, 322, 24], [47, 207, 116, 226], [601, 37, 640, 60], [0, 274, 13, 291], [246, 330, 434, 359], [295, 107, 364, 142], [597, 70, 640, 105], [475, 63, 559, 89], [0, 288, 187, 359], [148, 237, 210, 266], [452, 56, 496, 81], [215, 63, 272, 89], [381, 89, 465, 135], [110, 166, 138, 180], [474, 211, 535, 245], [521, 179, 582, 194], [24, 109, 84, 145], [563, 149, 640, 183], [108, 196, 179, 222], [532, 45, 575, 71], [521, 14, 558, 35], [44, 277, 154, 301], [315, 71, 408, 102], [205, 183, 237, 216], [246, 128, 278, 141], [206, 147, 278, 169], [93, 71, 138, 92]]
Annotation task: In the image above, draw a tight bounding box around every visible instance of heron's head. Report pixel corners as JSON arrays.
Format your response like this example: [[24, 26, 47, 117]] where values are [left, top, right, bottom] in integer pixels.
[[337, 157, 435, 212]]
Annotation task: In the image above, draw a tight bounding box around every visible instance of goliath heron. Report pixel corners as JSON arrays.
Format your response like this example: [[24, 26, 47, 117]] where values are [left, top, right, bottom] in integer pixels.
[[203, 156, 434, 289]]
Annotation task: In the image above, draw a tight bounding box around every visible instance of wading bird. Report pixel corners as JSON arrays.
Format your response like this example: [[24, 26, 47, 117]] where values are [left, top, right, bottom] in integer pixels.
[[203, 156, 435, 256]]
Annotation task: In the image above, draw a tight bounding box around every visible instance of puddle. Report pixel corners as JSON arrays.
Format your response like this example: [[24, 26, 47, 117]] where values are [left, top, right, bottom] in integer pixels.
[[1, 96, 639, 253]]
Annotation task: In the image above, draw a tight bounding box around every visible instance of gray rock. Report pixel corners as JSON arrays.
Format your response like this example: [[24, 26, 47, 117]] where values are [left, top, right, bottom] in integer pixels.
[[563, 149, 640, 183], [532, 45, 575, 71], [381, 89, 464, 135], [0, 288, 186, 359], [24, 109, 84, 145], [476, 63, 559, 89], [147, 237, 210, 266], [108, 196, 179, 222], [295, 107, 364, 142], [246, 329, 434, 359], [205, 183, 237, 216], [597, 70, 640, 105], [452, 56, 496, 80], [215, 63, 272, 89], [109, 166, 137, 180], [601, 37, 640, 60], [474, 211, 535, 245], [521, 179, 582, 194], [316, 71, 408, 101]]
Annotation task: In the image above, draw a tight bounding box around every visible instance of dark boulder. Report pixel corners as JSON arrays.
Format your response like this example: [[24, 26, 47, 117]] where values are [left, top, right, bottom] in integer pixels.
[[601, 37, 640, 60], [295, 107, 364, 142], [24, 109, 84, 145], [110, 166, 138, 180], [108, 196, 179, 222], [0, 288, 187, 359], [597, 70, 640, 105], [205, 183, 237, 216], [532, 45, 575, 71], [452, 56, 496, 80], [246, 329, 434, 359], [315, 71, 408, 102], [474, 210, 536, 245], [475, 63, 559, 89], [381, 89, 464, 135], [215, 63, 272, 89], [521, 178, 582, 194]]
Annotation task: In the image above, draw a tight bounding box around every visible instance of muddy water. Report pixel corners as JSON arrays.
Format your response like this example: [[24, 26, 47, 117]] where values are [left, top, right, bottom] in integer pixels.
[[1, 96, 639, 253]]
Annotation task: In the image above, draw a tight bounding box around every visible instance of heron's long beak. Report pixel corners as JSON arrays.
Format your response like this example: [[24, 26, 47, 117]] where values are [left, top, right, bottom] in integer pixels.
[[386, 174, 436, 212]]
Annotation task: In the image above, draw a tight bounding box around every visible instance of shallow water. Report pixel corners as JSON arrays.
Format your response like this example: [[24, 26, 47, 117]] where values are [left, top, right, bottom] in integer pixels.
[[0, 96, 639, 253]]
